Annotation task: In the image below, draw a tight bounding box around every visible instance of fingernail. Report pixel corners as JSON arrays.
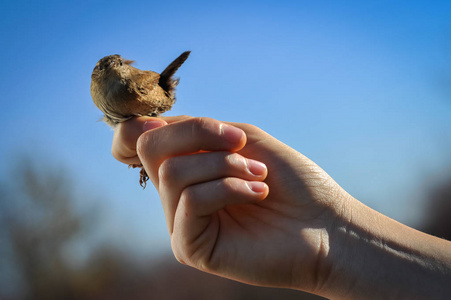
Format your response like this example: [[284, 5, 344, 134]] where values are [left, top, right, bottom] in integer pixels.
[[245, 159, 267, 176], [143, 120, 165, 131], [219, 124, 244, 144], [246, 181, 268, 194]]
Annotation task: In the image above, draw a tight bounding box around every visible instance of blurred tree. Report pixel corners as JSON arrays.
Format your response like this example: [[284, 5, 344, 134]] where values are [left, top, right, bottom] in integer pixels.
[[0, 157, 150, 299], [1, 158, 85, 299]]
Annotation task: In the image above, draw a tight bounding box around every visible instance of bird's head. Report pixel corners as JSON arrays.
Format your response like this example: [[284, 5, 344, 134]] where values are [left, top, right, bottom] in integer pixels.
[[91, 54, 134, 80]]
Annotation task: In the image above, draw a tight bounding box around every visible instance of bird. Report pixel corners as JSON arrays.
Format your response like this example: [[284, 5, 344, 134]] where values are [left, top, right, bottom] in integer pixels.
[[91, 51, 191, 188]]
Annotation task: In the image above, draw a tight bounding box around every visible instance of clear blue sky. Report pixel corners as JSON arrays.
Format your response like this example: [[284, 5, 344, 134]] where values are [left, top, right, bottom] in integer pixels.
[[1, 0, 451, 258]]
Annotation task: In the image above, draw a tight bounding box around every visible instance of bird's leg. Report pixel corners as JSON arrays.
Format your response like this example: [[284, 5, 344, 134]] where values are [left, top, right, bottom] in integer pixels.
[[129, 164, 150, 189]]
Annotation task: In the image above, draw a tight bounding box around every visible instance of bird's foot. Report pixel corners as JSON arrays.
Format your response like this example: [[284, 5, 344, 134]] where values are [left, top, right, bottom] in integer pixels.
[[129, 164, 149, 189]]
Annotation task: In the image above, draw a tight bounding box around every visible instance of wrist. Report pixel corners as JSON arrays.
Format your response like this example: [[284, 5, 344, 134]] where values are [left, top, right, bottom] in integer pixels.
[[318, 196, 451, 299]]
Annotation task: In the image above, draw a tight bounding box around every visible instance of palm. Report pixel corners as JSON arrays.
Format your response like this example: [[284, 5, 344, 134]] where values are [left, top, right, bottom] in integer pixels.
[[172, 124, 337, 289]]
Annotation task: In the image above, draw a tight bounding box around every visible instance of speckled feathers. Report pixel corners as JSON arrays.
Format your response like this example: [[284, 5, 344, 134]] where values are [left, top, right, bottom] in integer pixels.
[[91, 51, 190, 126]]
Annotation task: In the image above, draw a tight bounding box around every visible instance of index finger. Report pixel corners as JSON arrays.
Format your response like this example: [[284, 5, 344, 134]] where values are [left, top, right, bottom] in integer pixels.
[[111, 115, 194, 165]]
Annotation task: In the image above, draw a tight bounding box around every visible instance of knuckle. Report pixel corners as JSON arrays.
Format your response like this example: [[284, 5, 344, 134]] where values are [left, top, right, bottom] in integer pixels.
[[136, 130, 157, 159], [190, 117, 217, 137], [179, 186, 197, 208], [224, 153, 244, 169], [158, 158, 178, 184], [179, 183, 216, 216], [136, 132, 149, 159]]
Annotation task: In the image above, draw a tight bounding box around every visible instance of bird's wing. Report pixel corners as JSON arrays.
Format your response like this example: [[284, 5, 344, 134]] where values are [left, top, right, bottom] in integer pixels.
[[129, 69, 160, 94], [128, 67, 174, 115]]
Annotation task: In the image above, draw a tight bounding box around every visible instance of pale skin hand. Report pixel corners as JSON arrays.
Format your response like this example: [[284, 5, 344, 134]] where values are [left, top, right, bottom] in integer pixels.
[[112, 116, 451, 299]]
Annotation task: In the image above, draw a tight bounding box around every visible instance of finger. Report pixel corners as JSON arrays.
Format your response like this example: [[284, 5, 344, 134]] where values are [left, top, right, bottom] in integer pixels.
[[112, 116, 166, 165], [111, 115, 199, 165], [160, 152, 268, 189], [159, 152, 268, 232], [111, 115, 248, 165], [171, 178, 269, 256], [137, 117, 247, 186]]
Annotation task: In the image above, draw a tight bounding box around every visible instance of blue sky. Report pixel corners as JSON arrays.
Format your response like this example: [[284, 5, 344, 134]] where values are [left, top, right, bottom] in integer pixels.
[[1, 0, 451, 258]]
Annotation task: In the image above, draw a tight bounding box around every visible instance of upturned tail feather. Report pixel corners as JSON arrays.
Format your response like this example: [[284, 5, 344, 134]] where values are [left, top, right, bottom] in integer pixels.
[[159, 51, 191, 93]]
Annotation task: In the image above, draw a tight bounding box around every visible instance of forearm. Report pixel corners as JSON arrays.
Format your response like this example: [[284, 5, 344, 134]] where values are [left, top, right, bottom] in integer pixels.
[[319, 197, 451, 299]]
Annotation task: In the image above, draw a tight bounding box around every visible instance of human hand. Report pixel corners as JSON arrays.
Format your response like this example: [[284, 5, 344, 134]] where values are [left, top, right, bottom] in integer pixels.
[[112, 116, 350, 295]]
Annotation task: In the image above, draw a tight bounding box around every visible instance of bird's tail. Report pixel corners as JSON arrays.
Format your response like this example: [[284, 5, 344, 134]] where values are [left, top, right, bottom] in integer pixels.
[[159, 51, 191, 93]]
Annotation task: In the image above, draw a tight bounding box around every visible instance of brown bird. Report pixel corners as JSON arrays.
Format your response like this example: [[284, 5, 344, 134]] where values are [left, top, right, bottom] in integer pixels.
[[91, 51, 191, 187]]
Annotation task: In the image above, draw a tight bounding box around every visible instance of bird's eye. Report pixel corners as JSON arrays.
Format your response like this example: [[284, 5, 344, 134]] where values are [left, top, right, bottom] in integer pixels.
[[98, 65, 103, 71], [120, 60, 123, 66]]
